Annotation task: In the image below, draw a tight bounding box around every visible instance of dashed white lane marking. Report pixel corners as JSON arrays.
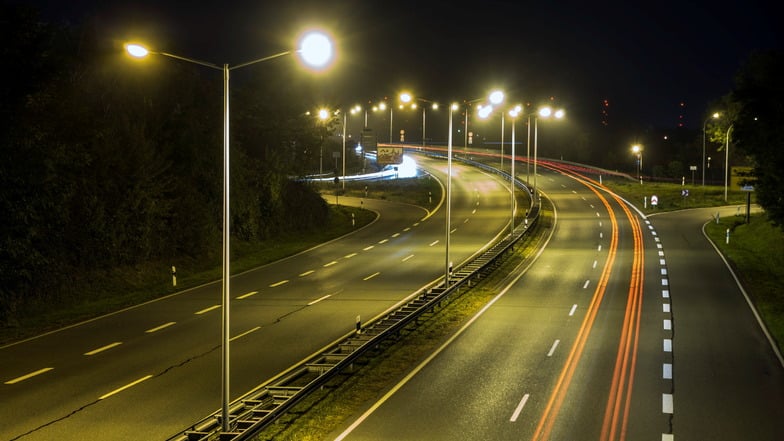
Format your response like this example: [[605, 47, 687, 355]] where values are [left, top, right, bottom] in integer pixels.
[[664, 339, 672, 352], [593, 260, 598, 269], [99, 375, 153, 400], [84, 342, 122, 356], [4, 367, 54, 385], [391, 233, 400, 238], [402, 254, 414, 262], [270, 280, 289, 287], [363, 245, 375, 251], [663, 363, 673, 379], [230, 326, 260, 341], [547, 340, 560, 357], [308, 295, 331, 306], [583, 280, 590, 289], [662, 434, 674, 441], [569, 304, 578, 316], [323, 261, 338, 267], [663, 303, 671, 313], [195, 305, 220, 315], [662, 278, 669, 286], [146, 322, 176, 333], [510, 394, 530, 422], [598, 245, 602, 252], [662, 289, 670, 298], [662, 393, 674, 414], [363, 272, 380, 281], [429, 240, 439, 246], [237, 290, 259, 299], [345, 253, 358, 259], [378, 239, 388, 244], [664, 319, 672, 331]]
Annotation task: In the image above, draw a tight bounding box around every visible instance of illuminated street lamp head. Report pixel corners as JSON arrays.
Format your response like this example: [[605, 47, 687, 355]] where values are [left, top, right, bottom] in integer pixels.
[[489, 90, 505, 105], [554, 109, 565, 119], [400, 92, 413, 104], [478, 104, 493, 119], [298, 31, 334, 69], [509, 104, 522, 118], [632, 144, 642, 154], [451, 103, 459, 111], [539, 107, 552, 118], [318, 108, 330, 120], [125, 43, 150, 58]]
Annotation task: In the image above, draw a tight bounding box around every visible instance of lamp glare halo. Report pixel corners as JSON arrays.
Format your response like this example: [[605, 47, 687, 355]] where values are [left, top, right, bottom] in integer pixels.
[[125, 44, 149, 58], [299, 32, 333, 68]]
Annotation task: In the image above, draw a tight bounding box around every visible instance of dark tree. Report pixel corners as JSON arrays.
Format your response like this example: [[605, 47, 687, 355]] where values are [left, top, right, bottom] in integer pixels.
[[731, 50, 784, 227]]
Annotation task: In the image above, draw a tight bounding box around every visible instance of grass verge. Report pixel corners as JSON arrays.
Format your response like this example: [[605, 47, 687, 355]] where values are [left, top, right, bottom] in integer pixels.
[[0, 204, 377, 345], [704, 214, 784, 354]]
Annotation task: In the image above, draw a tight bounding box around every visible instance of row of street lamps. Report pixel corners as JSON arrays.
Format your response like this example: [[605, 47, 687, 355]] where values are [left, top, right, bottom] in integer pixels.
[[635, 111, 732, 202]]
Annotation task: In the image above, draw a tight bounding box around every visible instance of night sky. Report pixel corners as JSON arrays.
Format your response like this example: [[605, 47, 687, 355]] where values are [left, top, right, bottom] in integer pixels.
[[13, 0, 781, 129]]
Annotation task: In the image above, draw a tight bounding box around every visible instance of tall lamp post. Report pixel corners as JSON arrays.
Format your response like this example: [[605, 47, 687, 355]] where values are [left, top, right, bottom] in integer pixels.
[[125, 30, 334, 433], [445, 103, 458, 286], [724, 124, 734, 202], [702, 112, 720, 186], [418, 99, 438, 147], [533, 106, 565, 203], [487, 90, 505, 167], [632, 144, 643, 184], [508, 105, 522, 235]]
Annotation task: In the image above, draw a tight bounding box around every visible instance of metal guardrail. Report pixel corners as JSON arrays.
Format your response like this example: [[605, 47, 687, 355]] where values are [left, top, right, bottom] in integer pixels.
[[168, 153, 540, 441]]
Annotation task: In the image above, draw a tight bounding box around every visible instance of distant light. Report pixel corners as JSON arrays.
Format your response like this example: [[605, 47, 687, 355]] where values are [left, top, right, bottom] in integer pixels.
[[318, 108, 330, 120], [478, 105, 493, 119], [299, 31, 333, 68], [539, 107, 552, 118], [400, 92, 413, 103], [554, 109, 565, 119], [125, 43, 149, 58]]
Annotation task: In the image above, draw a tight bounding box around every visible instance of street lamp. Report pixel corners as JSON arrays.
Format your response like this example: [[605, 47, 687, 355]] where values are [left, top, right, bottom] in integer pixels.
[[725, 124, 734, 202], [418, 99, 438, 148], [489, 90, 505, 168], [702, 112, 720, 186], [446, 102, 459, 286], [125, 30, 334, 433], [631, 144, 643, 184], [533, 106, 564, 203], [508, 105, 522, 235], [316, 108, 331, 175]]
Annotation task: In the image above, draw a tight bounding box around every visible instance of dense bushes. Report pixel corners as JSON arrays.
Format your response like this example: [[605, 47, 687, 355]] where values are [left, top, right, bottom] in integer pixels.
[[0, 5, 334, 325]]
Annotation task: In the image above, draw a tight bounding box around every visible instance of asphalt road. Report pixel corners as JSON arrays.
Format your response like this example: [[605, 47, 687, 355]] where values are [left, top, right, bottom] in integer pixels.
[[0, 156, 514, 441], [332, 166, 784, 440]]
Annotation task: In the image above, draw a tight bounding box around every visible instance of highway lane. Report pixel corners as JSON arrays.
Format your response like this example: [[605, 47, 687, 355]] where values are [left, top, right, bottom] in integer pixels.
[[0, 156, 514, 440], [332, 165, 679, 440], [647, 206, 784, 440]]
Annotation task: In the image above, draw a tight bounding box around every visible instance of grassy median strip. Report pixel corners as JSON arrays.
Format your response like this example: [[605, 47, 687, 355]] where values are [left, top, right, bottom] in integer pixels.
[[252, 201, 554, 441]]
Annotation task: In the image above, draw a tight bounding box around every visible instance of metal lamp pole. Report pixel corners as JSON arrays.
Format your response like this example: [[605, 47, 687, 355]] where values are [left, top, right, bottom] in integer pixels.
[[725, 124, 734, 202], [124, 32, 333, 433], [446, 103, 457, 285], [702, 112, 720, 186]]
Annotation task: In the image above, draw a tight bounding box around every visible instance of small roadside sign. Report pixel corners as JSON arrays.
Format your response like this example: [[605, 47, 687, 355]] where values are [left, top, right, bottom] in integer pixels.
[[651, 195, 659, 207]]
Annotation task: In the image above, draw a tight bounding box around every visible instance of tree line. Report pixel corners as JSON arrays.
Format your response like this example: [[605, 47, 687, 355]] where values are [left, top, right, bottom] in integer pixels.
[[0, 5, 345, 325]]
